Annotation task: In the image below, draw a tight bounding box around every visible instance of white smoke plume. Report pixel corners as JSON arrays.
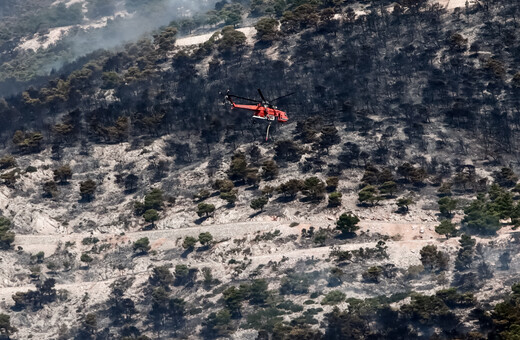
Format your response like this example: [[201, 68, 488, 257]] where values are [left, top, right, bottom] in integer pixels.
[[47, 0, 218, 72]]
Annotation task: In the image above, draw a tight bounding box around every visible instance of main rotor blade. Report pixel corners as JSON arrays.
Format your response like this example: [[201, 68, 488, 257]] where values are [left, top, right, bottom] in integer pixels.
[[258, 89, 268, 103], [271, 92, 295, 103], [228, 94, 261, 103]]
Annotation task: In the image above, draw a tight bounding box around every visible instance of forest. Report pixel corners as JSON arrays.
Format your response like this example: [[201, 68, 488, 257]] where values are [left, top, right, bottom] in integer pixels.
[[0, 0, 520, 339]]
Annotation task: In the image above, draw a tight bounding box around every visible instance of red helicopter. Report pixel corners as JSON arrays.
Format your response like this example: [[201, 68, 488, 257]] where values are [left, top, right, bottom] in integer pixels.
[[225, 89, 294, 140]]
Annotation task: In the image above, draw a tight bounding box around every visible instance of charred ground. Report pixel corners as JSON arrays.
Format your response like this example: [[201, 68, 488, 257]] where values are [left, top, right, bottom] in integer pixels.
[[0, 0, 520, 339]]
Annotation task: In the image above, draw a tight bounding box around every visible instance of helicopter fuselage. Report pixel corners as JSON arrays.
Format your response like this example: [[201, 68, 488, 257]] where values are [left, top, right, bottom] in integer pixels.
[[231, 103, 289, 123]]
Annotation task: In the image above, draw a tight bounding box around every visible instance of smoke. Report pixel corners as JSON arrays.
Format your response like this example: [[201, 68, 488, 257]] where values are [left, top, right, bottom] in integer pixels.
[[45, 0, 217, 72]]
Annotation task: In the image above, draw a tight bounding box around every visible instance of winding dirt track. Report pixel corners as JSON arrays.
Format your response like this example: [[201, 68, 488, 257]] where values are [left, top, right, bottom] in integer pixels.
[[0, 220, 447, 301]]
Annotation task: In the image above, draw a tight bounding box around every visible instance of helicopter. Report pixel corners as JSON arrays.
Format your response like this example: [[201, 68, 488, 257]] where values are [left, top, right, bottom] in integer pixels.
[[225, 89, 294, 140]]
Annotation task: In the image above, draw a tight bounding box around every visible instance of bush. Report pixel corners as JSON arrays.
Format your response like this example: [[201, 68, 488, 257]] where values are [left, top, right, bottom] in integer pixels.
[[214, 179, 234, 193], [302, 177, 326, 201], [362, 266, 383, 283], [435, 220, 457, 238], [34, 251, 44, 263], [228, 152, 248, 181], [174, 264, 192, 286], [143, 209, 159, 227], [1, 170, 18, 187], [328, 192, 342, 207], [278, 179, 303, 199], [133, 238, 151, 254], [194, 189, 210, 201], [143, 188, 164, 211], [0, 313, 17, 337], [280, 273, 310, 295], [197, 203, 215, 217], [255, 17, 280, 42], [80, 253, 93, 266], [79, 179, 97, 201], [276, 300, 304, 312], [0, 217, 15, 250], [220, 191, 238, 205], [81, 237, 99, 245], [199, 232, 213, 246], [53, 165, 72, 184], [336, 213, 360, 236], [420, 245, 449, 272], [321, 290, 346, 305], [262, 160, 279, 180], [250, 196, 268, 211], [358, 185, 380, 206], [149, 265, 174, 288], [438, 197, 458, 217], [0, 155, 16, 170], [405, 265, 425, 280], [42, 181, 58, 198], [274, 140, 301, 162], [182, 236, 197, 249], [396, 197, 414, 213]]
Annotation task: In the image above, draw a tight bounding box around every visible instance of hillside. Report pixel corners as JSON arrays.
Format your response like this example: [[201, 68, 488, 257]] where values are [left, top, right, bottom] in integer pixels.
[[1, 0, 520, 339]]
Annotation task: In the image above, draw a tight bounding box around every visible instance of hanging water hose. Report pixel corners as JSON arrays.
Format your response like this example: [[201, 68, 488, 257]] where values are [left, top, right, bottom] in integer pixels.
[[265, 122, 272, 141]]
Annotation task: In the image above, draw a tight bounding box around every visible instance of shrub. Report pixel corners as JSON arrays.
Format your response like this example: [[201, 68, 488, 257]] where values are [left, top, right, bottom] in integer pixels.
[[80, 253, 93, 266], [79, 179, 97, 201], [328, 192, 342, 207], [326, 177, 339, 192], [143, 209, 159, 227], [302, 177, 326, 201], [133, 238, 151, 254], [228, 152, 248, 181], [397, 197, 414, 213], [435, 220, 457, 238], [182, 236, 198, 250], [81, 237, 99, 245], [53, 165, 72, 184], [213, 179, 234, 193], [321, 290, 346, 305], [143, 188, 164, 211], [280, 273, 310, 295], [336, 213, 360, 236], [197, 203, 215, 217], [250, 196, 268, 211], [420, 245, 449, 272], [278, 179, 303, 199], [194, 189, 211, 202], [438, 197, 458, 217], [255, 17, 280, 42], [42, 181, 58, 198], [149, 265, 174, 287], [0, 155, 16, 170], [362, 266, 383, 283], [262, 160, 279, 180], [174, 264, 192, 286], [220, 191, 238, 205], [358, 185, 380, 205], [0, 217, 15, 250], [199, 232, 213, 246]]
